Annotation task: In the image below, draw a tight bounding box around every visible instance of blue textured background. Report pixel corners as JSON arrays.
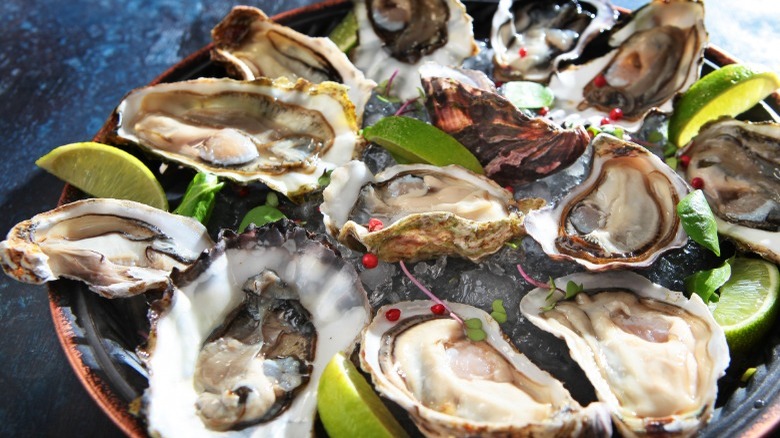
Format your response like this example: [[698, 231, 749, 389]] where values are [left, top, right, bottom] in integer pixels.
[[0, 0, 776, 436]]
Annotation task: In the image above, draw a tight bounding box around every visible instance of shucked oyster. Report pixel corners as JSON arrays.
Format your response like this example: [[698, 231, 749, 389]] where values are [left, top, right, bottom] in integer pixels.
[[549, 0, 707, 130], [361, 300, 613, 437], [320, 160, 544, 262], [520, 271, 729, 437], [682, 118, 780, 263], [351, 0, 479, 100], [525, 134, 689, 271], [0, 198, 213, 298], [491, 0, 617, 83], [421, 64, 590, 186], [115, 77, 361, 200], [143, 221, 370, 437], [211, 6, 376, 121]]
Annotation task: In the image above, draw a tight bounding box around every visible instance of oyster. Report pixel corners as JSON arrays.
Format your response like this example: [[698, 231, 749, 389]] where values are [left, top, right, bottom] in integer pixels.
[[320, 160, 544, 262], [682, 118, 780, 263], [491, 0, 617, 83], [0, 198, 213, 298], [143, 221, 371, 436], [520, 271, 730, 437], [524, 134, 689, 271], [360, 300, 613, 437], [421, 65, 591, 186], [211, 6, 376, 121], [351, 0, 479, 100], [548, 0, 707, 130], [115, 77, 361, 200]]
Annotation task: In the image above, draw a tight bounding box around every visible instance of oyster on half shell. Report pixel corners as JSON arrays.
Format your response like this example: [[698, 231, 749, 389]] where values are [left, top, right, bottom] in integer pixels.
[[520, 271, 729, 437], [115, 77, 362, 200], [211, 6, 376, 121], [548, 0, 707, 130], [351, 0, 479, 100], [320, 160, 544, 262], [143, 221, 370, 437], [491, 0, 617, 83], [682, 117, 780, 263], [360, 300, 613, 437], [0, 198, 213, 298], [524, 134, 689, 271]]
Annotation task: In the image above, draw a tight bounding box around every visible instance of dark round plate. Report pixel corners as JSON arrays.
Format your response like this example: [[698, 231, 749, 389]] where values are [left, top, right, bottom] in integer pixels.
[[47, 1, 780, 436]]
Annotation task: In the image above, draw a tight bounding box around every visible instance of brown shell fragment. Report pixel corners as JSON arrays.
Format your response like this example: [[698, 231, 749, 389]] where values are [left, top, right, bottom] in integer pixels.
[[423, 76, 590, 186]]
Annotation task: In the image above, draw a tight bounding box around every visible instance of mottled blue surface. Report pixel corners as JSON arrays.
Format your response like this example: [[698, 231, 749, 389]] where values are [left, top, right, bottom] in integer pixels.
[[0, 0, 777, 437]]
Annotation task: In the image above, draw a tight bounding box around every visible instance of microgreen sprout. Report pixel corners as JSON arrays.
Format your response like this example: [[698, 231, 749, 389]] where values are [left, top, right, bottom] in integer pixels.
[[400, 260, 489, 341], [516, 264, 583, 311], [491, 299, 508, 323]]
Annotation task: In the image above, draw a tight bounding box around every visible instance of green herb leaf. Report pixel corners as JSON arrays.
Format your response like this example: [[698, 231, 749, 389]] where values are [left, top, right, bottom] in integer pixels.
[[564, 281, 584, 300], [238, 205, 286, 232], [318, 170, 332, 188], [491, 311, 508, 324], [464, 318, 483, 329], [665, 157, 678, 170], [466, 327, 487, 342], [265, 192, 279, 208], [684, 258, 732, 304], [647, 130, 665, 143], [491, 299, 506, 314], [173, 172, 224, 224], [677, 190, 721, 256], [741, 367, 757, 383], [663, 142, 678, 158]]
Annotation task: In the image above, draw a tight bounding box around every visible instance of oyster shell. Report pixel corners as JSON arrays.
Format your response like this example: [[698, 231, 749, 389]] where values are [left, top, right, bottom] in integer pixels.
[[524, 134, 689, 271], [351, 0, 479, 100], [0, 198, 213, 298], [491, 0, 617, 83], [143, 221, 370, 437], [320, 160, 544, 262], [360, 300, 613, 437], [520, 271, 730, 437], [421, 65, 591, 186], [548, 0, 707, 130], [682, 117, 780, 263], [115, 77, 361, 200], [211, 6, 376, 121]]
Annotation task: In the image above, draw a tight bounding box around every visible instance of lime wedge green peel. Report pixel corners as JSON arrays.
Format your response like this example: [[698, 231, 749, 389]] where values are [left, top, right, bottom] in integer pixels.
[[328, 10, 358, 53], [363, 116, 484, 174], [502, 81, 555, 109], [318, 352, 408, 438], [711, 258, 780, 353], [36, 141, 168, 210], [668, 64, 780, 147]]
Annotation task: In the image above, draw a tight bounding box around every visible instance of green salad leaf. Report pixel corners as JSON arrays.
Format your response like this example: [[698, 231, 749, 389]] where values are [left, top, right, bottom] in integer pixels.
[[173, 172, 223, 224]]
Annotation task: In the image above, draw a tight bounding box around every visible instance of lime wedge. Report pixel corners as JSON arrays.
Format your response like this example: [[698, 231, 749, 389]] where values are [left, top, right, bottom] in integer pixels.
[[711, 258, 780, 352], [362, 116, 484, 174], [668, 64, 780, 147], [502, 81, 554, 109], [328, 10, 358, 53], [318, 352, 408, 438], [36, 142, 168, 210]]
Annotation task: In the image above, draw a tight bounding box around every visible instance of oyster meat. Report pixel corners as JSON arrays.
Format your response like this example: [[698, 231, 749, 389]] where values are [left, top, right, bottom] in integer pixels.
[[320, 160, 544, 262], [115, 77, 361, 199], [524, 134, 689, 271], [143, 221, 370, 437], [211, 6, 376, 121], [0, 198, 213, 298], [421, 64, 591, 186], [491, 0, 617, 83], [360, 300, 613, 437], [682, 117, 780, 263], [520, 271, 730, 437], [548, 0, 707, 130], [351, 0, 479, 100]]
